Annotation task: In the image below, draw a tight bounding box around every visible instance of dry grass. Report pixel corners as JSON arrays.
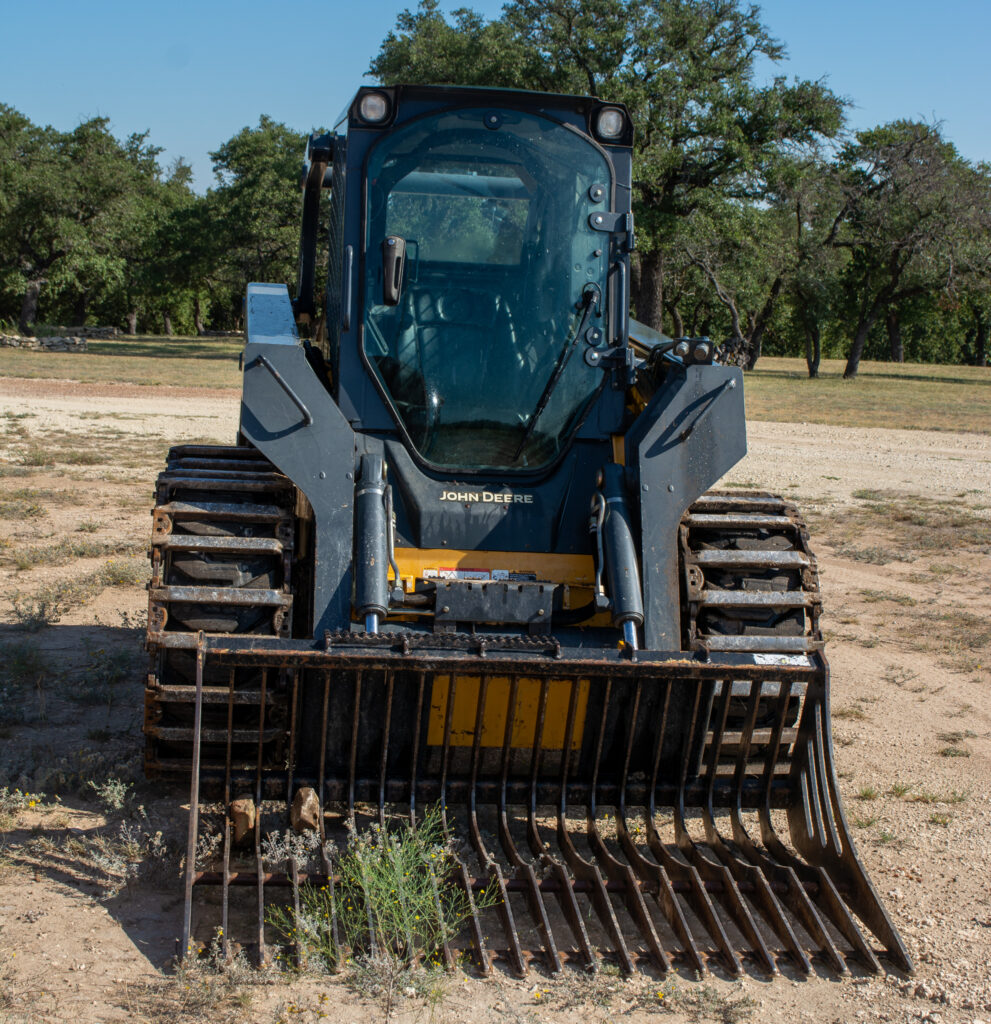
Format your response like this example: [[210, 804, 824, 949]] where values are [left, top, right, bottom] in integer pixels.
[[746, 357, 991, 434], [0, 336, 242, 389], [809, 489, 990, 564]]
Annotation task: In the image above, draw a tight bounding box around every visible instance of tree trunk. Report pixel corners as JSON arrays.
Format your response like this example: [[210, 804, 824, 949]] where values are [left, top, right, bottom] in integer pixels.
[[887, 309, 904, 362], [18, 281, 41, 335], [194, 296, 205, 336], [804, 322, 821, 378], [975, 312, 988, 368], [844, 301, 885, 378], [665, 303, 684, 338], [73, 292, 87, 327], [743, 276, 783, 371], [126, 311, 137, 336], [163, 313, 174, 336], [634, 249, 664, 332]]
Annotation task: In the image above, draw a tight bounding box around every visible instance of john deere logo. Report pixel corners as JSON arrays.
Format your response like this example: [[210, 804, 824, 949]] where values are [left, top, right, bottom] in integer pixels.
[[439, 491, 534, 505]]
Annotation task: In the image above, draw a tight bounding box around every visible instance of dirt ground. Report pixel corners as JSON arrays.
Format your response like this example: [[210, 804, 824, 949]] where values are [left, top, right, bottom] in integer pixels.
[[0, 376, 989, 1024]]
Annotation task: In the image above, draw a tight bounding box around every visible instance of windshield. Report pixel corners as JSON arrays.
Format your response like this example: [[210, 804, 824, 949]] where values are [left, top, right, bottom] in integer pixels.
[[363, 107, 612, 471]]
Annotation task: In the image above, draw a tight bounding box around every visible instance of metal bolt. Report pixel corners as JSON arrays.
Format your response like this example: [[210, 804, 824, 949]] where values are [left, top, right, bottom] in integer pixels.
[[693, 343, 710, 361], [642, 484, 648, 491], [674, 341, 689, 357], [537, 608, 545, 616], [594, 214, 603, 225], [668, 484, 675, 492], [441, 605, 450, 614], [728, 379, 737, 388], [318, 471, 326, 479]]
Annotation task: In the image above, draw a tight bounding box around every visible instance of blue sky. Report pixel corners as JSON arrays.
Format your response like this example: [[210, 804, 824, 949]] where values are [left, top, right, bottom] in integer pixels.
[[1, 0, 988, 190]]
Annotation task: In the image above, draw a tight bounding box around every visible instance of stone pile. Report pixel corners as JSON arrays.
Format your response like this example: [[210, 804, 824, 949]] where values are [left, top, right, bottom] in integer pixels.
[[0, 334, 87, 352], [51, 325, 118, 338]]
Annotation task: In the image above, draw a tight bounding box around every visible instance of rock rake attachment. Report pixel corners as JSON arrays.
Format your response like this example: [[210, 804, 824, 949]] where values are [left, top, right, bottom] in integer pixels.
[[172, 631, 912, 977]]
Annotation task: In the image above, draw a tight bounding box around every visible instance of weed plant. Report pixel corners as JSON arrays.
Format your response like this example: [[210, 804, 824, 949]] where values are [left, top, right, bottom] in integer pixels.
[[267, 805, 499, 1019]]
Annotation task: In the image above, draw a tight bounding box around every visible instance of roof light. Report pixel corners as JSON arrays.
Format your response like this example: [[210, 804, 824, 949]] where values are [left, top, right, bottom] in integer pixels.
[[359, 92, 390, 123], [596, 107, 625, 140]]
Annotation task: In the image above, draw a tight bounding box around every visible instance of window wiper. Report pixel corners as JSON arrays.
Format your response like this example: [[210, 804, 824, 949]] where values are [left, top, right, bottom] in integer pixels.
[[513, 284, 600, 463]]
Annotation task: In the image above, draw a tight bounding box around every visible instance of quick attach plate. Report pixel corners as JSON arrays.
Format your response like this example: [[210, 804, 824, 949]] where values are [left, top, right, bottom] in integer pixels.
[[433, 579, 556, 633]]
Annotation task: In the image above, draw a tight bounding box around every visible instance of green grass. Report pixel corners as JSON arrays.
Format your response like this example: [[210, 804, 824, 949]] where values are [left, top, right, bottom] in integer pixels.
[[0, 335, 243, 389], [746, 357, 991, 434], [1, 344, 988, 430]]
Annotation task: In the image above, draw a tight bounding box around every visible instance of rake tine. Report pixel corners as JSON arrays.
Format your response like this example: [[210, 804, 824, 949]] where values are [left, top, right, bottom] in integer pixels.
[[348, 671, 363, 820], [644, 678, 739, 976], [635, 679, 721, 975], [286, 668, 300, 809], [221, 666, 235, 962], [802, 670, 911, 973], [615, 680, 699, 973], [556, 676, 634, 975], [427, 672, 458, 971], [317, 670, 340, 969], [673, 680, 777, 976], [438, 673, 457, 832], [586, 679, 670, 974], [461, 673, 493, 976], [525, 679, 551, 861], [289, 854, 303, 968], [378, 672, 395, 832], [181, 633, 206, 962], [703, 681, 811, 974], [456, 859, 490, 974], [409, 672, 426, 824], [254, 667, 268, 964], [730, 680, 846, 974], [513, 673, 593, 973], [760, 678, 883, 973], [494, 675, 551, 976]]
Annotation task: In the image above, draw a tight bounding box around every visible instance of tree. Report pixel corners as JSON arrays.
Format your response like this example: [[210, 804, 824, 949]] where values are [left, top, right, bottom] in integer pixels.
[[207, 116, 310, 325], [370, 0, 845, 333], [833, 122, 977, 378], [0, 106, 171, 333]]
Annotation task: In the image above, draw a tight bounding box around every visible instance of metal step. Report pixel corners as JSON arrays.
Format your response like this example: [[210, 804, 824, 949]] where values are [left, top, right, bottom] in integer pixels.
[[149, 725, 282, 744], [702, 635, 818, 653], [169, 445, 265, 460], [167, 458, 276, 473], [707, 727, 800, 747], [686, 513, 796, 529], [157, 500, 289, 522], [160, 468, 289, 483], [158, 476, 290, 494], [150, 585, 292, 607], [698, 590, 816, 608], [692, 549, 810, 569], [152, 535, 285, 555], [156, 685, 271, 705], [691, 494, 788, 512]]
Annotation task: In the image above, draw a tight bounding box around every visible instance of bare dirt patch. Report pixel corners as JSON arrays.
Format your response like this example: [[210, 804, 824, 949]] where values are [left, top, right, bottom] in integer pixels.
[[0, 379, 989, 1024]]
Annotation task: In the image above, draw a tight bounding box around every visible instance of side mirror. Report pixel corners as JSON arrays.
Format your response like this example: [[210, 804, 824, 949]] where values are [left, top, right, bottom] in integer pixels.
[[382, 235, 406, 306]]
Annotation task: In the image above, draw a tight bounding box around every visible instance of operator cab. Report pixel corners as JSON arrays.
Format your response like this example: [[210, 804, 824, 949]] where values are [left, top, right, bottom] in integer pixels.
[[295, 85, 634, 477]]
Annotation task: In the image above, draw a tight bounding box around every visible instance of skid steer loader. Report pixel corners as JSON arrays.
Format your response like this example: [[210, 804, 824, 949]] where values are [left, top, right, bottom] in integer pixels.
[[145, 84, 911, 976]]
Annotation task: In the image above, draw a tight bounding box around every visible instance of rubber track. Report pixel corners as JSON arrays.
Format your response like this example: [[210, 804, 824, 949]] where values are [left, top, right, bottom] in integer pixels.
[[144, 444, 295, 776]]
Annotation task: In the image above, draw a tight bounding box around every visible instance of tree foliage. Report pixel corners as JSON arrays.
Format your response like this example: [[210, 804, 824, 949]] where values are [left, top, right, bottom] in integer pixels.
[[0, 1, 988, 373]]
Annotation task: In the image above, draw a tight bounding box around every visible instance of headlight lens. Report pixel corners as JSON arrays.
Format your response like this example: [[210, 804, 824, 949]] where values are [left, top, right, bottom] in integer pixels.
[[359, 92, 390, 123], [596, 107, 625, 139]]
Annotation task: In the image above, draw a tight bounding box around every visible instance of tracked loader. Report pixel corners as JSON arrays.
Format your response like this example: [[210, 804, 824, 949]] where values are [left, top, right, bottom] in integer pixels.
[[145, 84, 911, 976]]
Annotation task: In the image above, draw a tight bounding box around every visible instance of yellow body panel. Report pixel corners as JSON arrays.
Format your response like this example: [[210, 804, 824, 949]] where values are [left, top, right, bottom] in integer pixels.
[[427, 675, 590, 749], [393, 548, 595, 586]]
